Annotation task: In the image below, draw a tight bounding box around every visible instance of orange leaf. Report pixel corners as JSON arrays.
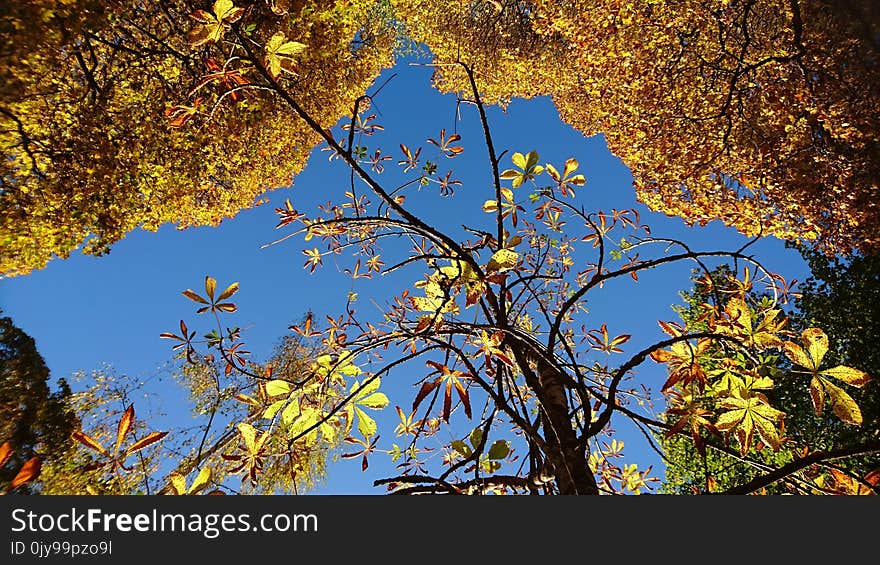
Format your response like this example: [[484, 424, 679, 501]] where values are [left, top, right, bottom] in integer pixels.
[[72, 431, 107, 455], [182, 289, 209, 304], [8, 457, 41, 491], [115, 404, 135, 455], [125, 431, 169, 456], [0, 442, 11, 467]]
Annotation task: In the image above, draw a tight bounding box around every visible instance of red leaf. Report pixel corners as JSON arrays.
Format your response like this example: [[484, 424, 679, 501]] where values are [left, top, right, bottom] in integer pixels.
[[442, 383, 453, 423], [412, 380, 439, 412], [455, 381, 472, 419]]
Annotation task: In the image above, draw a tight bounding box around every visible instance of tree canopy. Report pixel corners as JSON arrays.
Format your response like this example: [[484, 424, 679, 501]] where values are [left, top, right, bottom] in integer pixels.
[[1, 0, 395, 277], [2, 1, 878, 277]]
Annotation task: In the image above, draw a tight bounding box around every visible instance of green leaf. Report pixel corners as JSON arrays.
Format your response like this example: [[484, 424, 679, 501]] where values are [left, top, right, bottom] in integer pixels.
[[288, 407, 319, 436], [488, 440, 510, 460], [262, 400, 286, 420], [469, 428, 483, 449], [354, 406, 377, 439], [451, 439, 471, 457], [358, 391, 389, 410], [281, 402, 300, 426], [525, 150, 540, 170], [265, 380, 292, 397], [352, 377, 380, 399], [319, 419, 337, 443], [389, 444, 402, 462]]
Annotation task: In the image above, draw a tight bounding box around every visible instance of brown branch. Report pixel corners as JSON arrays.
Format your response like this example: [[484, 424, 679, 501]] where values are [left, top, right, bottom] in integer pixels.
[[720, 442, 880, 495]]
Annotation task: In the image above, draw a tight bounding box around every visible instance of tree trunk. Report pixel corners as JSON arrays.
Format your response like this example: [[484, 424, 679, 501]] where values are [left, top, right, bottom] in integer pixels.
[[510, 343, 599, 495]]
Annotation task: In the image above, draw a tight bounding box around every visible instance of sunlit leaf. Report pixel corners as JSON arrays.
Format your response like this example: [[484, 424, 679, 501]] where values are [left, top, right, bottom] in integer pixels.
[[8, 457, 41, 491], [115, 404, 135, 455], [0, 442, 11, 468], [188, 466, 212, 495], [822, 378, 863, 425], [820, 365, 871, 387], [217, 281, 240, 301], [169, 473, 187, 495], [486, 249, 519, 273], [72, 431, 107, 456], [265, 32, 307, 78], [265, 380, 291, 397], [125, 431, 169, 456]]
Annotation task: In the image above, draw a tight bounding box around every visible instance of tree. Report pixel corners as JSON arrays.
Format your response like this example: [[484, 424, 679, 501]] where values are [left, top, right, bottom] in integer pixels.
[[0, 314, 78, 493], [1, 0, 396, 277], [395, 0, 880, 254], [148, 42, 874, 493], [660, 257, 880, 494], [36, 327, 342, 495]]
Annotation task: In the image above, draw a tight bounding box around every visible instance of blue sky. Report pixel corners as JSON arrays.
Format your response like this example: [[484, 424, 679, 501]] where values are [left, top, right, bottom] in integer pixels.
[[0, 56, 812, 494]]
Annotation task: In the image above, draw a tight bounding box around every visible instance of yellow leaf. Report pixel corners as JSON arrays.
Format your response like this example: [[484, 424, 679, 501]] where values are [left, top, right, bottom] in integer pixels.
[[820, 365, 871, 387], [237, 422, 257, 452], [213, 0, 244, 22], [188, 466, 212, 495], [204, 276, 217, 302], [115, 404, 134, 455], [281, 402, 300, 426], [803, 328, 828, 368], [217, 281, 239, 301], [263, 400, 285, 419], [822, 378, 863, 426], [265, 379, 292, 396], [486, 249, 519, 272], [783, 341, 814, 371], [169, 473, 186, 495], [265, 32, 307, 78]]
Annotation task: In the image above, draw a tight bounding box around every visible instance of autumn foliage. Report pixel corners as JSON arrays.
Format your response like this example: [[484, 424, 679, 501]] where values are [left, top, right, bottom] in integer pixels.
[[396, 0, 880, 254], [2, 1, 878, 277], [2, 1, 879, 496]]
